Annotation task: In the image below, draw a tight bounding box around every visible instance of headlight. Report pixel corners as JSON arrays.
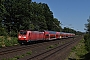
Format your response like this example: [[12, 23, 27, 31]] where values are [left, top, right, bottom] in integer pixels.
[[23, 36, 26, 38], [18, 36, 21, 38]]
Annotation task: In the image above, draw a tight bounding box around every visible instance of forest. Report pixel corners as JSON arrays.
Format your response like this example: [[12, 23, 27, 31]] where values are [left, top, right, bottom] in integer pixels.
[[0, 0, 83, 37]]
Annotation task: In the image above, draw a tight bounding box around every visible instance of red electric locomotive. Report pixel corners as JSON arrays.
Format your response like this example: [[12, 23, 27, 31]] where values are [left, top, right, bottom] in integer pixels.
[[18, 30, 44, 44]]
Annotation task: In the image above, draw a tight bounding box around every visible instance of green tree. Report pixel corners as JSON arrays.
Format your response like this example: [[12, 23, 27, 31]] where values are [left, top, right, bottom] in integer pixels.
[[52, 18, 62, 31], [42, 3, 54, 30], [2, 0, 32, 36], [62, 27, 76, 33], [0, 0, 8, 36], [84, 16, 90, 52], [85, 16, 90, 33], [30, 2, 47, 31]]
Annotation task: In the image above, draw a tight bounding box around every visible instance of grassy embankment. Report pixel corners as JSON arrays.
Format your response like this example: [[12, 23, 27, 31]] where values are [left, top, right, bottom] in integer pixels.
[[0, 36, 18, 47], [67, 38, 88, 60]]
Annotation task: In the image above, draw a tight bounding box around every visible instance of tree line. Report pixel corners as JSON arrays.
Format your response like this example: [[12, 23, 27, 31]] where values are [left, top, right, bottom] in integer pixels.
[[0, 0, 62, 36], [0, 0, 81, 37]]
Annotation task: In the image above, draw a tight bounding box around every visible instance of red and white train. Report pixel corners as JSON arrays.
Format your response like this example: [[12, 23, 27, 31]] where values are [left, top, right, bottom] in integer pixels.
[[18, 30, 75, 44]]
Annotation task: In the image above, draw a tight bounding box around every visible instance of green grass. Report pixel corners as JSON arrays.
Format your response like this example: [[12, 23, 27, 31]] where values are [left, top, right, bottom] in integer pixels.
[[14, 55, 23, 59], [47, 44, 58, 49], [26, 51, 32, 55], [2, 58, 17, 60], [67, 39, 88, 60]]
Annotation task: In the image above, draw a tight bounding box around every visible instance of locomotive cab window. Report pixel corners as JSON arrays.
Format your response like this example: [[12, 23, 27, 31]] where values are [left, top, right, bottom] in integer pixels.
[[19, 31, 27, 35]]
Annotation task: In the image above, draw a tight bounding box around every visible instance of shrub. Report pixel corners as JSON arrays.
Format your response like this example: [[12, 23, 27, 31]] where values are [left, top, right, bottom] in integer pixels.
[[84, 34, 90, 52], [0, 36, 18, 47]]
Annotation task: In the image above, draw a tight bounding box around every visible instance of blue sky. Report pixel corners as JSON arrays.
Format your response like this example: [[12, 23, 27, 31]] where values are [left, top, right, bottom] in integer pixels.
[[32, 0, 90, 32]]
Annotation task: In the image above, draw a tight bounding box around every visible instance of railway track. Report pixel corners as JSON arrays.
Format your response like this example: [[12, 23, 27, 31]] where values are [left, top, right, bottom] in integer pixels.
[[0, 36, 81, 60], [19, 36, 82, 60], [0, 38, 71, 56], [0, 41, 69, 55], [27, 38, 79, 60]]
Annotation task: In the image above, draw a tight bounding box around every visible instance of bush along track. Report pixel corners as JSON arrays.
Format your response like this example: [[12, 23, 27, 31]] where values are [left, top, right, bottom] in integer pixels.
[[0, 36, 18, 47]]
